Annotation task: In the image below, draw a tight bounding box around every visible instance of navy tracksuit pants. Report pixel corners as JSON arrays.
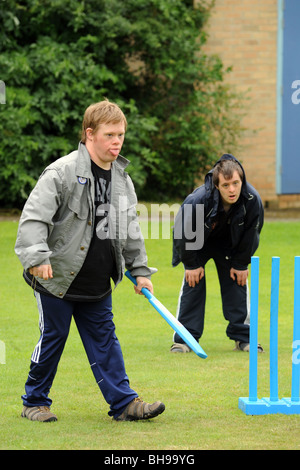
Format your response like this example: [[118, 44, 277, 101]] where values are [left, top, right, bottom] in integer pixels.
[[22, 293, 138, 418], [174, 244, 250, 345]]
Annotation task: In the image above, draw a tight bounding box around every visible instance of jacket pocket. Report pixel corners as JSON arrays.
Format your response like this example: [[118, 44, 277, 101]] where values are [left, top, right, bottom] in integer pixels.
[[67, 183, 89, 220]]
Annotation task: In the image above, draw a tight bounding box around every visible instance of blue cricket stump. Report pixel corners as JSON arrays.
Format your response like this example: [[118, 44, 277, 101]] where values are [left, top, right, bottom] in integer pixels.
[[239, 256, 300, 415]]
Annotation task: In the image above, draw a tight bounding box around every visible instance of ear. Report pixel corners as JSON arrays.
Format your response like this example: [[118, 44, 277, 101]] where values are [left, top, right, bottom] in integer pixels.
[[85, 128, 94, 141]]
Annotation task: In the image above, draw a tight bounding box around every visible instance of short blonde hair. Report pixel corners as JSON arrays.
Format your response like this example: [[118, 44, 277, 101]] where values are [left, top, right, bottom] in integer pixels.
[[81, 99, 127, 143]]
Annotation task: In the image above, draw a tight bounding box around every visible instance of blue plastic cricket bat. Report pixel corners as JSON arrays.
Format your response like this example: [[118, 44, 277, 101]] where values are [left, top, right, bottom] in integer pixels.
[[125, 271, 207, 359]]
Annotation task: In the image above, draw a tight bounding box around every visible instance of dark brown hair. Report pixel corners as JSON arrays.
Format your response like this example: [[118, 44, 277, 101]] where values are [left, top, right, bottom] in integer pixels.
[[212, 159, 243, 187]]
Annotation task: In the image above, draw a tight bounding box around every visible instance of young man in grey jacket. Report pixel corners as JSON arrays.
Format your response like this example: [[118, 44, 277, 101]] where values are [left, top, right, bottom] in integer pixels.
[[15, 99, 165, 422]]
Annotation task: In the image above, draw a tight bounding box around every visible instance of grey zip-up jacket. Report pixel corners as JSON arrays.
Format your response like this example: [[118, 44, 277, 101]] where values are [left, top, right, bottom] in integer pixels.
[[15, 143, 156, 299]]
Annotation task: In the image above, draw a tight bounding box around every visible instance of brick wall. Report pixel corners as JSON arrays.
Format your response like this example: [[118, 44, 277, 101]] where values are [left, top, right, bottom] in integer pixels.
[[199, 0, 279, 206]]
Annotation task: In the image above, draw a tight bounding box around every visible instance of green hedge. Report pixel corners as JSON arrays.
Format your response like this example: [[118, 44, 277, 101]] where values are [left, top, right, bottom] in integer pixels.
[[0, 0, 245, 207]]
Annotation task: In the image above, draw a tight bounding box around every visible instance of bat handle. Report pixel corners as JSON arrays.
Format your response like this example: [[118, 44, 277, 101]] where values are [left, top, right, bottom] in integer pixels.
[[125, 270, 137, 285], [125, 271, 152, 300]]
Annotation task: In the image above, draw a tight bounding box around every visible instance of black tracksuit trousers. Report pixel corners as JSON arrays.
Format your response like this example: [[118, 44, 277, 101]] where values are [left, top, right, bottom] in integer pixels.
[[174, 243, 250, 345]]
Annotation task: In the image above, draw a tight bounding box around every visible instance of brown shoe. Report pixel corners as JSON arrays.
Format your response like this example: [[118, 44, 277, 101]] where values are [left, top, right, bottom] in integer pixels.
[[114, 397, 165, 421], [234, 341, 264, 353], [21, 406, 57, 422], [170, 343, 191, 353]]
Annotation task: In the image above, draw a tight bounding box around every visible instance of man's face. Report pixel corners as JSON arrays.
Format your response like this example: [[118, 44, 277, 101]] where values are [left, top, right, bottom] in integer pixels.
[[86, 122, 125, 169], [216, 170, 242, 207]]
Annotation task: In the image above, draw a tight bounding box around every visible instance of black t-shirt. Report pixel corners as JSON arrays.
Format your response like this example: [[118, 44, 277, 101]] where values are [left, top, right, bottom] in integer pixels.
[[209, 203, 232, 248], [66, 160, 115, 300]]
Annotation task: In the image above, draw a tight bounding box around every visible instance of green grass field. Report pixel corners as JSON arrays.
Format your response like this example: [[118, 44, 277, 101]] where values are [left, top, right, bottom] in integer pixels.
[[1, 217, 300, 450]]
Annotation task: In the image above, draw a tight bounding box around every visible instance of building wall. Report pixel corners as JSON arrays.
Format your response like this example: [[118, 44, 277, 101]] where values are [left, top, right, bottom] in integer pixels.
[[199, 0, 287, 208]]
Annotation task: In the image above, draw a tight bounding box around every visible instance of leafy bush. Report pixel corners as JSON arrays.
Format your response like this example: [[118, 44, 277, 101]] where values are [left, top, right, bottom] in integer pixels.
[[0, 0, 245, 207]]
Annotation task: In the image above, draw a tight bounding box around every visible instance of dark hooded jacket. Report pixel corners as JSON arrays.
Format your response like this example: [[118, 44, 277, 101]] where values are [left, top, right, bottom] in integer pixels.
[[172, 154, 264, 271]]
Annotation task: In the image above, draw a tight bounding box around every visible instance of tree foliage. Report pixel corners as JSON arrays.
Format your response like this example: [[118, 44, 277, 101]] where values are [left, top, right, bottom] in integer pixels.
[[0, 0, 245, 207]]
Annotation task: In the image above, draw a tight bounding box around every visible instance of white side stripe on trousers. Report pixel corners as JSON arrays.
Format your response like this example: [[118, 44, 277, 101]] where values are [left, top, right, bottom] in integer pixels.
[[31, 292, 44, 363], [173, 275, 250, 342]]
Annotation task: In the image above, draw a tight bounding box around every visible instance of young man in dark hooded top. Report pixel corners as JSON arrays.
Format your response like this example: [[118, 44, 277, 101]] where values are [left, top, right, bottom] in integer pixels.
[[172, 154, 264, 353]]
